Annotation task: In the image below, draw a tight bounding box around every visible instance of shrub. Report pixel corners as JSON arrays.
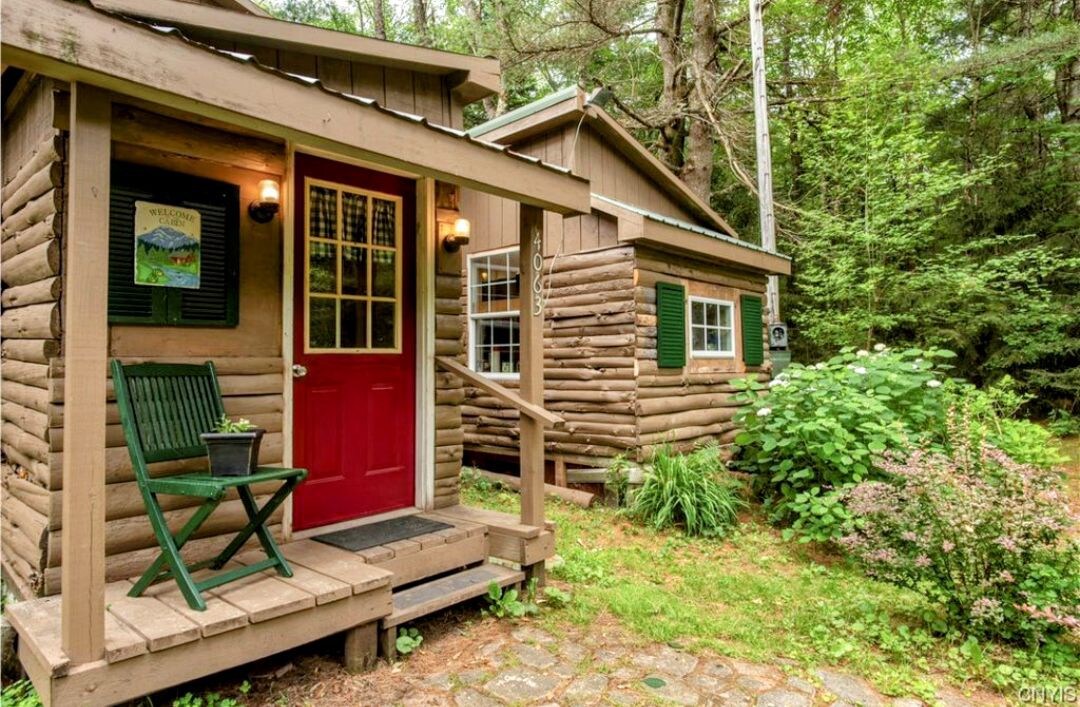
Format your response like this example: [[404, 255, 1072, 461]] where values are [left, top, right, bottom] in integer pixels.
[[732, 345, 955, 539], [839, 435, 1079, 647], [626, 443, 744, 537]]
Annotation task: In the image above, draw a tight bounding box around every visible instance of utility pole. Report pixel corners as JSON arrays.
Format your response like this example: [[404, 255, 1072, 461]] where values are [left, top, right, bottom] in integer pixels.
[[749, 0, 780, 323]]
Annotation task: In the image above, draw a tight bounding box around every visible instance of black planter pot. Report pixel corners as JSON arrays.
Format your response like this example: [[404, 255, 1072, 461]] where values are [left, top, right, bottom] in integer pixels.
[[201, 429, 264, 477]]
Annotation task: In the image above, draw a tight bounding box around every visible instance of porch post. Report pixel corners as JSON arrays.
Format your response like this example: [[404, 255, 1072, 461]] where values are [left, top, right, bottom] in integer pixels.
[[61, 82, 110, 663], [518, 205, 545, 536]]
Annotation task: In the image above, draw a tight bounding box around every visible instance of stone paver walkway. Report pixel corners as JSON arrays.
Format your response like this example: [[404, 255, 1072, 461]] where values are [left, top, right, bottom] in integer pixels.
[[241, 617, 1001, 706]]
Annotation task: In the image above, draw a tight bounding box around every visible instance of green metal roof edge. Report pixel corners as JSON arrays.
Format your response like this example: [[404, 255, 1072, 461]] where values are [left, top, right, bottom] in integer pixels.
[[467, 85, 580, 137], [592, 194, 791, 261]]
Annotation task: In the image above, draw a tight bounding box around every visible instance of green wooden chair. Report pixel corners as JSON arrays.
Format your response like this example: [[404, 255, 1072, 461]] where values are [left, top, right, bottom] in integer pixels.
[[111, 360, 307, 611]]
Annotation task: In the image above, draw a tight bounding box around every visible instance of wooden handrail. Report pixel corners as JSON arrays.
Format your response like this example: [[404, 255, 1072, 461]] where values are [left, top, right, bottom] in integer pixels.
[[435, 356, 564, 430]]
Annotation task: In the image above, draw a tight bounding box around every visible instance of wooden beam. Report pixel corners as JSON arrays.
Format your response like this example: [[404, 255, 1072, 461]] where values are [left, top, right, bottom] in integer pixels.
[[633, 219, 792, 276], [2, 0, 590, 216], [518, 205, 545, 531], [434, 356, 562, 429], [60, 82, 111, 664]]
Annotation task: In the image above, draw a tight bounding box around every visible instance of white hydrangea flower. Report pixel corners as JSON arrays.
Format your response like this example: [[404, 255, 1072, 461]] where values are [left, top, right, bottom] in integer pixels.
[[757, 407, 772, 417], [926, 379, 942, 388], [814, 362, 827, 370], [768, 378, 787, 388], [873, 343, 887, 352], [853, 366, 868, 375], [856, 349, 869, 357]]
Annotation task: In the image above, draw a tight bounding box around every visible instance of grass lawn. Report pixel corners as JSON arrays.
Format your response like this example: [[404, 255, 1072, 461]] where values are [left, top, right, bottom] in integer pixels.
[[461, 456, 1080, 704]]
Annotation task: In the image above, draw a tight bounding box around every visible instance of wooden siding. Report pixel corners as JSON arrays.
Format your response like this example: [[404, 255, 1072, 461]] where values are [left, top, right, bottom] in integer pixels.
[[182, 29, 460, 126], [633, 246, 770, 459], [1, 77, 64, 599], [460, 243, 772, 466], [434, 247, 465, 508]]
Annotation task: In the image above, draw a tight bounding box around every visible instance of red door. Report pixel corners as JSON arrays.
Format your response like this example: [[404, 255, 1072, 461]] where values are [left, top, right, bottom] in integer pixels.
[[291, 153, 416, 530]]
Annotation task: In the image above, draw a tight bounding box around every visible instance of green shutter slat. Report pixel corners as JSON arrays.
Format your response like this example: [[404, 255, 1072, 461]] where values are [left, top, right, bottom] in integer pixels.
[[740, 294, 764, 366], [656, 282, 686, 369]]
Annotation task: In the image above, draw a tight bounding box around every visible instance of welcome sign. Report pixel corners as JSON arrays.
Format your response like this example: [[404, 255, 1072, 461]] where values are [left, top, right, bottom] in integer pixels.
[[133, 201, 202, 289]]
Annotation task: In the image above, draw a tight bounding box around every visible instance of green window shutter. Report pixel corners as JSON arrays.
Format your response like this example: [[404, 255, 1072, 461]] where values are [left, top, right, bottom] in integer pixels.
[[740, 294, 764, 366], [656, 282, 686, 369], [108, 162, 240, 327]]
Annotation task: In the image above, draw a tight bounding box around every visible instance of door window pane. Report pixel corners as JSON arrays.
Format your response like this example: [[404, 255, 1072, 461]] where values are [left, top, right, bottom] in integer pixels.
[[340, 299, 367, 348], [309, 242, 336, 294], [372, 250, 396, 298], [342, 192, 367, 243], [309, 297, 336, 348], [372, 199, 396, 247], [309, 186, 337, 239], [371, 301, 396, 349], [341, 246, 367, 295]]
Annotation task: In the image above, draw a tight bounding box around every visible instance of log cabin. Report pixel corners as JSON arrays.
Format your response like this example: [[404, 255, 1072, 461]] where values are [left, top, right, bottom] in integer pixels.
[[459, 87, 792, 479], [0, 1, 582, 703]]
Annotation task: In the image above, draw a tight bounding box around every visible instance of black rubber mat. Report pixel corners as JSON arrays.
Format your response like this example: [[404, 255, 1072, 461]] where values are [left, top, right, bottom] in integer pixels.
[[312, 515, 453, 552]]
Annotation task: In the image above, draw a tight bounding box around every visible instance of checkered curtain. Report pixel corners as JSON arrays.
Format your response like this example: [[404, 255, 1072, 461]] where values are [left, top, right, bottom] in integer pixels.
[[373, 199, 395, 247], [310, 186, 336, 239], [342, 193, 367, 243]]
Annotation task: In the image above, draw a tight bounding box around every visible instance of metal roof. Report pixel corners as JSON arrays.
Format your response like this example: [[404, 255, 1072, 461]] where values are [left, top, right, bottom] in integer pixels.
[[467, 85, 580, 138], [592, 194, 790, 260], [126, 18, 581, 183]]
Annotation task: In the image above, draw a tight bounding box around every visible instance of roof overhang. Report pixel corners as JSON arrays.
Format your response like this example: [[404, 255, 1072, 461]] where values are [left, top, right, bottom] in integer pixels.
[[593, 195, 791, 276], [470, 87, 738, 238], [89, 0, 501, 103], [2, 0, 589, 215]]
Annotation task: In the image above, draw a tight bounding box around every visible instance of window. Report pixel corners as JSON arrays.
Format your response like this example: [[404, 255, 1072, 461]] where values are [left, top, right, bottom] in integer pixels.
[[689, 296, 735, 357], [108, 162, 240, 326], [304, 179, 402, 352], [468, 248, 521, 378]]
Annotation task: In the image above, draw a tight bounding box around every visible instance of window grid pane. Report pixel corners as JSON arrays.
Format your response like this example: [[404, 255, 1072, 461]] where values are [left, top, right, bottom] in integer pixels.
[[469, 249, 522, 375], [690, 299, 735, 355]]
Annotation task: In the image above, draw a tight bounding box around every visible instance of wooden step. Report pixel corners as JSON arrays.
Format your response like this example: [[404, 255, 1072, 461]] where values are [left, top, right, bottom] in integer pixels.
[[381, 563, 524, 629]]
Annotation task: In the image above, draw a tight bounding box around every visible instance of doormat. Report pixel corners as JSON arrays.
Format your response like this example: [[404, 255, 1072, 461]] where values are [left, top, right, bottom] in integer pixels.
[[313, 515, 454, 552]]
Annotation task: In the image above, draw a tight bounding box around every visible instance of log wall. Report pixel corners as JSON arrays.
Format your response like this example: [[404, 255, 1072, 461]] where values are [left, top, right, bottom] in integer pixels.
[[1, 77, 65, 598], [633, 246, 771, 459], [460, 242, 772, 468], [434, 245, 465, 508]]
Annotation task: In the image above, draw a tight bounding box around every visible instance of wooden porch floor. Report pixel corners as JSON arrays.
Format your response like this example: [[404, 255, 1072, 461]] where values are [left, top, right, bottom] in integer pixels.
[[6, 507, 555, 707]]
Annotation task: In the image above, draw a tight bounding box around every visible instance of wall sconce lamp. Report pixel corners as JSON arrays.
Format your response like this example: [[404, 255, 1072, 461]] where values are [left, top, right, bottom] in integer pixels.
[[438, 212, 471, 252], [249, 179, 281, 223]]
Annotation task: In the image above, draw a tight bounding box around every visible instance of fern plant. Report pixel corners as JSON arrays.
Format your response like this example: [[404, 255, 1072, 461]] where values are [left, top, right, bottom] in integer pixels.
[[627, 443, 744, 537]]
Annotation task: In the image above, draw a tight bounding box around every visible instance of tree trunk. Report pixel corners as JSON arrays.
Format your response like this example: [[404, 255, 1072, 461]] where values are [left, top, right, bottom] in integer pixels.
[[656, 0, 688, 171], [371, 0, 387, 40], [413, 0, 430, 45], [680, 0, 719, 201]]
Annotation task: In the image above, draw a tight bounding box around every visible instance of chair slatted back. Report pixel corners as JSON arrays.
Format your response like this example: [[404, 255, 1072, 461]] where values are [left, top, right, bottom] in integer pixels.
[[111, 361, 226, 468]]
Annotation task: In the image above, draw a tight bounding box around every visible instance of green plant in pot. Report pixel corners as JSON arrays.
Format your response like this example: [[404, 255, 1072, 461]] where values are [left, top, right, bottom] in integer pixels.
[[201, 415, 263, 477]]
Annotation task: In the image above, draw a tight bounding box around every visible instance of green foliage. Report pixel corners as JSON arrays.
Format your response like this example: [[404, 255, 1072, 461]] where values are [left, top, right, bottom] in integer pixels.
[[395, 627, 424, 656], [840, 428, 1079, 648], [625, 443, 745, 537], [0, 680, 42, 707], [172, 681, 249, 707], [212, 415, 256, 434], [1047, 409, 1080, 439], [733, 345, 954, 540], [605, 454, 632, 507], [483, 581, 539, 619], [541, 586, 572, 608]]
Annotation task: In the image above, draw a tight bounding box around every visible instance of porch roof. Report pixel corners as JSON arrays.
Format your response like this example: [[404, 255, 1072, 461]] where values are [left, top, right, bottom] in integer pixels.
[[1, 0, 591, 216], [592, 194, 793, 276], [88, 0, 501, 102]]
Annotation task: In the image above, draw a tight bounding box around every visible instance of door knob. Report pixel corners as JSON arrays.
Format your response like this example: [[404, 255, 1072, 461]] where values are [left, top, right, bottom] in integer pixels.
[[291, 364, 308, 378]]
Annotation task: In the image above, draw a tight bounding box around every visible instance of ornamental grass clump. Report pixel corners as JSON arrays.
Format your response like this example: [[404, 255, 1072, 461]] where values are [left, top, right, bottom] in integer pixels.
[[840, 426, 1079, 647], [626, 443, 745, 537]]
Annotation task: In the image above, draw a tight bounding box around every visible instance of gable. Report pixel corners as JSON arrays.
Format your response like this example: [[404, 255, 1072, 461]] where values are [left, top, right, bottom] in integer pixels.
[[513, 124, 698, 224]]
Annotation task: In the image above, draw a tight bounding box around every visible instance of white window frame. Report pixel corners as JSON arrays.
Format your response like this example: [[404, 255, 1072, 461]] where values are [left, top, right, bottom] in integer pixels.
[[688, 295, 736, 359], [467, 246, 521, 381]]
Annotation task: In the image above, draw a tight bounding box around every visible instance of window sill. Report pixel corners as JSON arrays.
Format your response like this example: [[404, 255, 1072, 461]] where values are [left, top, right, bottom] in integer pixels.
[[690, 352, 736, 360]]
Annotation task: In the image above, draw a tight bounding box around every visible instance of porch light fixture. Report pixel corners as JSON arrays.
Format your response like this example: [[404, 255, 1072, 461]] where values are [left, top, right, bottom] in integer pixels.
[[440, 216, 471, 252], [249, 179, 280, 223]]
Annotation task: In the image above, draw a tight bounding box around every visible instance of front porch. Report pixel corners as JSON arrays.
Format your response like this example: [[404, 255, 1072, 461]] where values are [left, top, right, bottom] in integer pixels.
[[7, 506, 555, 705]]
